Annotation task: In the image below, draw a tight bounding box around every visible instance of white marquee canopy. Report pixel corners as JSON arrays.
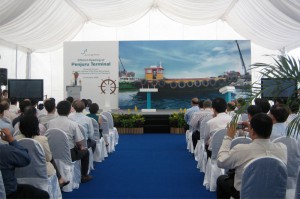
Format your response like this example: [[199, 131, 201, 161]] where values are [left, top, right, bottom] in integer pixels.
[[0, 0, 299, 52]]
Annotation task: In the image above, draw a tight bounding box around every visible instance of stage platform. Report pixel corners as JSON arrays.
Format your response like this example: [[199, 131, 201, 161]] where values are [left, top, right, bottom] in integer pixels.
[[111, 109, 180, 133], [111, 109, 179, 115]]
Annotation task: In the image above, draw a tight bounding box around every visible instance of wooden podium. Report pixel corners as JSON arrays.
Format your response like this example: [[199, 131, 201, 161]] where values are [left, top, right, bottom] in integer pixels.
[[66, 85, 81, 100]]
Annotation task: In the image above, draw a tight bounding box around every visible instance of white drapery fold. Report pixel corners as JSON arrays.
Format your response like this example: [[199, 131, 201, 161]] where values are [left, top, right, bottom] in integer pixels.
[[0, 0, 299, 51], [226, 0, 300, 51]]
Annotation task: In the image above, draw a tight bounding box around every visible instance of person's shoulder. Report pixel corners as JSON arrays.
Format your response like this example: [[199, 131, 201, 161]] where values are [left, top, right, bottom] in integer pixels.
[[34, 135, 47, 142]]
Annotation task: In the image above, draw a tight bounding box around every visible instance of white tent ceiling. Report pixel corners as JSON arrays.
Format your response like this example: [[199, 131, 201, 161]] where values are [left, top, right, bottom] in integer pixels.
[[0, 0, 299, 52]]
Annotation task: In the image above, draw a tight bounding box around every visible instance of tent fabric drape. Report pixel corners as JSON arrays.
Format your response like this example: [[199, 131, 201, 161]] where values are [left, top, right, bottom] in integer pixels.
[[0, 0, 299, 51]]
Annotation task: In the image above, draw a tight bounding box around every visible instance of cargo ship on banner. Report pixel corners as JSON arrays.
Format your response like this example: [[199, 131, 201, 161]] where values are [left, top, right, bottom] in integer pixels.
[[119, 63, 251, 93], [138, 64, 250, 90], [118, 40, 251, 92]]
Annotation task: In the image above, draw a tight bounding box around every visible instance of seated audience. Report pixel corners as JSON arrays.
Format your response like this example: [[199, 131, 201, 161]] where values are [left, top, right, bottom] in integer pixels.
[[9, 97, 19, 115], [12, 100, 31, 128], [241, 105, 262, 129], [48, 100, 92, 183], [0, 128, 50, 198], [275, 98, 286, 105], [258, 98, 271, 114], [235, 98, 246, 111], [2, 89, 8, 99], [184, 97, 200, 130], [190, 99, 213, 148], [15, 112, 69, 188], [269, 104, 289, 140], [69, 100, 96, 153], [14, 107, 46, 135], [204, 98, 232, 158], [226, 101, 236, 118], [216, 113, 287, 199], [66, 96, 75, 113], [39, 99, 57, 129], [254, 98, 262, 106], [0, 104, 14, 135], [286, 100, 299, 124], [86, 103, 101, 125], [198, 100, 204, 110], [2, 99, 17, 122]]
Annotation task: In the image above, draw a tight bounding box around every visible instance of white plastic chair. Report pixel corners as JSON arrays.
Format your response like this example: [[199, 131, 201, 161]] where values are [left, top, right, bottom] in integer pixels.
[[273, 136, 300, 189], [203, 128, 226, 191], [91, 118, 107, 162], [186, 130, 194, 153], [101, 111, 119, 146], [0, 170, 6, 199], [78, 124, 94, 173], [45, 128, 81, 192], [100, 114, 115, 153], [15, 138, 61, 199], [295, 167, 300, 199], [196, 116, 212, 172], [240, 156, 287, 199]]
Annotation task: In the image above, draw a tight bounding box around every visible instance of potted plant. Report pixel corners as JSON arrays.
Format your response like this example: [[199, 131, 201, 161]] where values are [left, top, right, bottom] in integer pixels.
[[169, 112, 187, 134], [112, 113, 145, 134]]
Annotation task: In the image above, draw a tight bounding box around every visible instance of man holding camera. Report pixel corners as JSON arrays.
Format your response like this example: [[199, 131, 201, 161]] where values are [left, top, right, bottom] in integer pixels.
[[216, 113, 287, 199]]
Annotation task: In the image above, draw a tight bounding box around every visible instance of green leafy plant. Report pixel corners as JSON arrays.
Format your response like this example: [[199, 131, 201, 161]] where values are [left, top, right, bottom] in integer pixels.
[[112, 113, 145, 128], [232, 55, 300, 138], [169, 112, 187, 128]]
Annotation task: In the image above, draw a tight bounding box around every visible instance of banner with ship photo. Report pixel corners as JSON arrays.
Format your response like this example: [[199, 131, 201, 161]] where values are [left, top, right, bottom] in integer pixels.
[[118, 40, 251, 109], [64, 41, 119, 109]]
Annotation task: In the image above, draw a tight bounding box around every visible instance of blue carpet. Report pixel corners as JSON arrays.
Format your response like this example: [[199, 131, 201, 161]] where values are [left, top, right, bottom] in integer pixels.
[[63, 134, 216, 199]]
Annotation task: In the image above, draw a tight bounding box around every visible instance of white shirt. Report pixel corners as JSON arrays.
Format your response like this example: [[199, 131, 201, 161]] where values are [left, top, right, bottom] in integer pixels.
[[270, 123, 287, 140], [189, 109, 213, 132], [48, 116, 84, 149], [217, 139, 287, 191], [39, 113, 58, 129], [68, 112, 94, 140], [71, 77, 82, 86], [204, 112, 232, 149], [9, 104, 19, 115]]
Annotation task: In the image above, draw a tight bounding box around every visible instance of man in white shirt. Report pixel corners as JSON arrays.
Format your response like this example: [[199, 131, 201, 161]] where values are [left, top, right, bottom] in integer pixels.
[[71, 72, 82, 86], [190, 99, 213, 148], [217, 113, 287, 199], [69, 100, 96, 153], [286, 100, 299, 124], [9, 97, 20, 115], [48, 100, 92, 183], [204, 98, 232, 158], [39, 99, 57, 129], [269, 104, 289, 140]]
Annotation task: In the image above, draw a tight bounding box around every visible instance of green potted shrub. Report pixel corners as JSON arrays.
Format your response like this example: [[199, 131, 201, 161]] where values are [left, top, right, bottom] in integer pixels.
[[169, 112, 187, 134], [112, 113, 145, 134]]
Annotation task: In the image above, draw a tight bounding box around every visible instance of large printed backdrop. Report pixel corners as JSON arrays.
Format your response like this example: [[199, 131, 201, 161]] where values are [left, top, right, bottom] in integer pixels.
[[119, 40, 251, 109], [64, 40, 251, 110], [63, 41, 119, 109]]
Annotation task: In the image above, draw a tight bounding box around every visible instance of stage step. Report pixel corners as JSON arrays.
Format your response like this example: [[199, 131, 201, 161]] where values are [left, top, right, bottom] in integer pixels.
[[143, 114, 170, 133]]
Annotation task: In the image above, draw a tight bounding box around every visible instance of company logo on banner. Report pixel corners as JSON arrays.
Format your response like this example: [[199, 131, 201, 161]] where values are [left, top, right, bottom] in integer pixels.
[[63, 41, 119, 110]]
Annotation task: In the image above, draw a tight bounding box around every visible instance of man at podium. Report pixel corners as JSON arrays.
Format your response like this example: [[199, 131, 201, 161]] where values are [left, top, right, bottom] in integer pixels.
[[67, 72, 82, 100], [71, 72, 82, 86]]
